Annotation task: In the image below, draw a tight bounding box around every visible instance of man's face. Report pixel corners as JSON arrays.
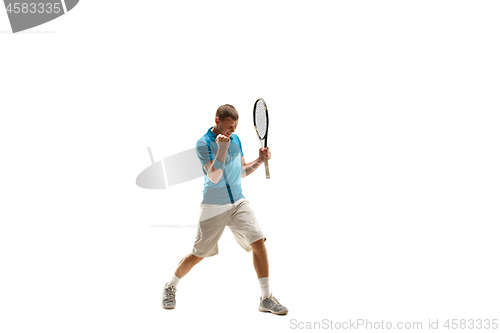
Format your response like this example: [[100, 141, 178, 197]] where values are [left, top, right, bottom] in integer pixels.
[[216, 117, 238, 137]]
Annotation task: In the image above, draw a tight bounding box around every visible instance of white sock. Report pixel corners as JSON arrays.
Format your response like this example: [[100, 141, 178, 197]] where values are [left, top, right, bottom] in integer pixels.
[[167, 273, 181, 288], [259, 277, 271, 298]]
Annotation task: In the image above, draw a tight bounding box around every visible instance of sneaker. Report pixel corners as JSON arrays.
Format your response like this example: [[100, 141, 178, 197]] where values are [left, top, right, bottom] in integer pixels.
[[259, 294, 288, 315], [161, 284, 176, 309]]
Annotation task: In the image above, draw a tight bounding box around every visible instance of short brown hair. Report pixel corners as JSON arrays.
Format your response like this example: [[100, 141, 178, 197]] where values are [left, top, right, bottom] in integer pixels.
[[216, 104, 239, 121]]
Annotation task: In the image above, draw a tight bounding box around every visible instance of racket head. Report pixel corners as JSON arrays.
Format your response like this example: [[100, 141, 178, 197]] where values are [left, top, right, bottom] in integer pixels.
[[253, 98, 269, 146]]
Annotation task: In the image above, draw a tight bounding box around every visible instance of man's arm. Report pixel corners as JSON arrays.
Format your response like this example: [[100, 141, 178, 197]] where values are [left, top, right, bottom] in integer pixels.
[[203, 135, 230, 183], [241, 156, 263, 178], [241, 147, 271, 178]]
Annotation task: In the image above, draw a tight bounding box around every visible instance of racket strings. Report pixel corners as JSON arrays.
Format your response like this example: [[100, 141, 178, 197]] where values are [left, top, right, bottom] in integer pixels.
[[255, 102, 267, 138]]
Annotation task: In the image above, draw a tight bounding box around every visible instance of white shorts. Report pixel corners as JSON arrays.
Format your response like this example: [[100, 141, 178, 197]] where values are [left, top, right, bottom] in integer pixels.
[[192, 199, 266, 258]]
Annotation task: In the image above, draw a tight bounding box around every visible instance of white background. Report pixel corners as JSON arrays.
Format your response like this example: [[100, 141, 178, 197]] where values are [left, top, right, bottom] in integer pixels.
[[1, 1, 499, 332]]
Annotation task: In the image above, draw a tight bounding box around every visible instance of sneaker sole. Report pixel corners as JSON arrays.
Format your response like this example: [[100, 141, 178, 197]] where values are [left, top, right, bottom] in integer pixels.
[[259, 305, 288, 315], [162, 303, 175, 310]]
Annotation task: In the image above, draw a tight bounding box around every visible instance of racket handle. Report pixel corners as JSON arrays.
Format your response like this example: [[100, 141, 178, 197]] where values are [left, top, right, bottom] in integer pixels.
[[264, 158, 270, 179]]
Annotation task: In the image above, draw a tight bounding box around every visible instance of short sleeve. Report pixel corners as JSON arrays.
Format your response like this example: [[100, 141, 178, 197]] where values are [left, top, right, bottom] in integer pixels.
[[195, 139, 212, 174], [236, 136, 244, 156]]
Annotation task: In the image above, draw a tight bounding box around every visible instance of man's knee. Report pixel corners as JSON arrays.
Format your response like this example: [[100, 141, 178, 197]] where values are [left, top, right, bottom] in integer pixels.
[[250, 238, 266, 251], [190, 253, 204, 264]]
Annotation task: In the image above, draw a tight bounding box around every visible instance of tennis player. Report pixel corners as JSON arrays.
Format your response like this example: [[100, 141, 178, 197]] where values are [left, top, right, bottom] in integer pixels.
[[161, 104, 288, 315]]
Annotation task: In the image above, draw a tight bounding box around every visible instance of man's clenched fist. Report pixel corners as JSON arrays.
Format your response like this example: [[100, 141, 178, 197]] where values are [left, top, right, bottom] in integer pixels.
[[259, 147, 271, 161], [216, 134, 231, 151]]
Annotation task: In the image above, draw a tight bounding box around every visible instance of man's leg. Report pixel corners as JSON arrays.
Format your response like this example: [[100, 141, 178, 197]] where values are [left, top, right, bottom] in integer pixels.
[[167, 253, 204, 289], [162, 254, 204, 310], [228, 200, 288, 314], [251, 238, 288, 315], [162, 201, 229, 309], [250, 238, 268, 279], [175, 253, 204, 279], [251, 238, 271, 298]]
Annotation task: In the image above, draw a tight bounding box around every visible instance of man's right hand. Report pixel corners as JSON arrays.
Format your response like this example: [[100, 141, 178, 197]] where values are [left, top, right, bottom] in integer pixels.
[[216, 134, 231, 151]]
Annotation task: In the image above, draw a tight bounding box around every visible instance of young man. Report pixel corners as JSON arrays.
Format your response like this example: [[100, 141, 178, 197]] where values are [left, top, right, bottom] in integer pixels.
[[161, 104, 288, 315]]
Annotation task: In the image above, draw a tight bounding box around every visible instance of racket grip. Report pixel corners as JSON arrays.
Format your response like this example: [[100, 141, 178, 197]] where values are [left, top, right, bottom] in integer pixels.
[[264, 158, 270, 179]]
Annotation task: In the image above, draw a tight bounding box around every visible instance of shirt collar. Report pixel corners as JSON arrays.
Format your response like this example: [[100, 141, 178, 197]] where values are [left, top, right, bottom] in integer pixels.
[[207, 127, 216, 140]]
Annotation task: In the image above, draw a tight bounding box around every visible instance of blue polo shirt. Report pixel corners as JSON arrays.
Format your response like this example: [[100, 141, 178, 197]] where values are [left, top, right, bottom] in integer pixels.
[[195, 127, 245, 204]]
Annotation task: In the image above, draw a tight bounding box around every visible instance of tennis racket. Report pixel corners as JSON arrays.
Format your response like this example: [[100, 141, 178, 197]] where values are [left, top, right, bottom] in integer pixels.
[[253, 98, 270, 179]]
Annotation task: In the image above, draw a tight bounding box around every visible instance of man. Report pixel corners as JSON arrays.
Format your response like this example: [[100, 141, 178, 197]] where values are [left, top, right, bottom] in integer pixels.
[[161, 104, 288, 315]]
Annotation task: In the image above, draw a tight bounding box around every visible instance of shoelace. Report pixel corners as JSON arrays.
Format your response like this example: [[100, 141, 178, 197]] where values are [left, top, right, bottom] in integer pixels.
[[165, 286, 176, 302], [268, 294, 282, 307]]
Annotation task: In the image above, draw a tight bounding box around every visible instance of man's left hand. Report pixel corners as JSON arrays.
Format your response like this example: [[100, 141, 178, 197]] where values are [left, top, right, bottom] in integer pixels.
[[259, 147, 271, 162]]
